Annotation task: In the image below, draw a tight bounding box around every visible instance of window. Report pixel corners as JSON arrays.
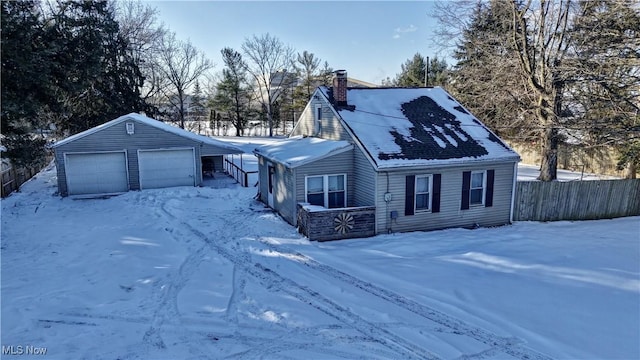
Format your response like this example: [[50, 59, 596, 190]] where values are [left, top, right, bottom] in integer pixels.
[[315, 104, 323, 121], [306, 174, 346, 208], [461, 170, 494, 210], [405, 174, 441, 216], [415, 175, 431, 211], [470, 171, 485, 205], [306, 176, 324, 206]]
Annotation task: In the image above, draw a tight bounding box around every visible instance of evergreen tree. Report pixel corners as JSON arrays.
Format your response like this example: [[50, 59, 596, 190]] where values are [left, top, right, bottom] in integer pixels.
[[214, 48, 252, 136], [449, 0, 533, 140], [190, 80, 206, 133], [47, 0, 145, 135], [568, 0, 640, 178], [1, 0, 50, 166], [393, 53, 449, 87]]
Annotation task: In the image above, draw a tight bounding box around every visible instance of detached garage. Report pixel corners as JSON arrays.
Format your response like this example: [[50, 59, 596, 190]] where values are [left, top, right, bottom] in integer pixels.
[[51, 113, 242, 197]]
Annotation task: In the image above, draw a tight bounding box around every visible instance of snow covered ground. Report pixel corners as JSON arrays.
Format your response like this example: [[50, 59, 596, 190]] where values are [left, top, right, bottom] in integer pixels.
[[1, 163, 638, 359]]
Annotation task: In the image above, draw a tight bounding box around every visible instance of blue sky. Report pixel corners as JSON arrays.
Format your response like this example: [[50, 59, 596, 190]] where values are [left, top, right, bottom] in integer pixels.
[[149, 1, 444, 84]]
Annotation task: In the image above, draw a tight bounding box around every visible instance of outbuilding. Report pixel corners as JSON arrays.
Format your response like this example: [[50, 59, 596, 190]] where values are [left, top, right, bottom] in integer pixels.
[[51, 113, 242, 197]]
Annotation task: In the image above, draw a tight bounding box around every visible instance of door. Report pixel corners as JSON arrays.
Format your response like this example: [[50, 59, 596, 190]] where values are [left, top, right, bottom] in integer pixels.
[[65, 151, 128, 196], [138, 148, 196, 189], [268, 164, 275, 208]]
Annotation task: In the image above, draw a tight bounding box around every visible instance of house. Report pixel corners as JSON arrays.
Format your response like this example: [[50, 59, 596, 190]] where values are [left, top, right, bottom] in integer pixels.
[[51, 113, 242, 197], [254, 70, 521, 241]]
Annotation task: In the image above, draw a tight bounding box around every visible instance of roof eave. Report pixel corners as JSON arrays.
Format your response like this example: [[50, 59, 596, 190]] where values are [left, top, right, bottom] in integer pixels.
[[374, 155, 522, 171], [254, 143, 354, 169]]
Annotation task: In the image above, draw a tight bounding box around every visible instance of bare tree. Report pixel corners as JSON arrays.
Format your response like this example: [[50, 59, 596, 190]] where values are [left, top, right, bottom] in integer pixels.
[[511, 0, 573, 181], [241, 33, 294, 137], [112, 0, 167, 114], [157, 32, 213, 128]]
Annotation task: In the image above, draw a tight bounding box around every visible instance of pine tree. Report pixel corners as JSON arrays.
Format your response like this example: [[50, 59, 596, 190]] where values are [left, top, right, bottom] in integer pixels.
[[449, 0, 533, 141], [393, 53, 449, 87], [568, 0, 640, 178], [1, 0, 50, 166], [47, 0, 145, 135], [214, 48, 252, 136]]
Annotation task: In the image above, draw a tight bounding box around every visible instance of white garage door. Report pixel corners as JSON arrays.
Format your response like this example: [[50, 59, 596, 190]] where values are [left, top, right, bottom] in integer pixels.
[[138, 148, 195, 189], [65, 152, 128, 196]]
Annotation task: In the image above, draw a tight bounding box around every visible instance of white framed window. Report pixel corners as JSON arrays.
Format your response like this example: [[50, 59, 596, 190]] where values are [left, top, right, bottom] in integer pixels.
[[415, 175, 432, 212], [305, 174, 346, 208], [470, 171, 486, 205], [315, 104, 323, 121]]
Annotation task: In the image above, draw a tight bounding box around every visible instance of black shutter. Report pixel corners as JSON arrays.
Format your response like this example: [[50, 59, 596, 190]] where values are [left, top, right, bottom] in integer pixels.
[[485, 169, 495, 207], [432, 174, 441, 213], [405, 175, 415, 216], [461, 171, 471, 210]]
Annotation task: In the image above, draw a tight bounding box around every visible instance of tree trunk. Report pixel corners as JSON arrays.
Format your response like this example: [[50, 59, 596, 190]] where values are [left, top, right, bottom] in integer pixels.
[[626, 161, 637, 179], [538, 125, 559, 181]]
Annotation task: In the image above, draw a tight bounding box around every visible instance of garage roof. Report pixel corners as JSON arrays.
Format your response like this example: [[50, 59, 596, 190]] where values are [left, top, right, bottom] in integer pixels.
[[51, 113, 243, 153]]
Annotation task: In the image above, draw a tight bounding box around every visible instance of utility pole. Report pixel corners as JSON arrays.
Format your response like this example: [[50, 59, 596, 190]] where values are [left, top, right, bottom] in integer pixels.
[[424, 56, 430, 87]]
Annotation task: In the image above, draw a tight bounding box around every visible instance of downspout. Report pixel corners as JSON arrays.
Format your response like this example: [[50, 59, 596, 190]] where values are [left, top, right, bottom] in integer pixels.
[[292, 167, 297, 227], [510, 161, 518, 223], [385, 171, 391, 233]]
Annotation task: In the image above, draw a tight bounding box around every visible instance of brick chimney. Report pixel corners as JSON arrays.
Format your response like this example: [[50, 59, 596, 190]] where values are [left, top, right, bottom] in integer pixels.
[[333, 70, 347, 106]]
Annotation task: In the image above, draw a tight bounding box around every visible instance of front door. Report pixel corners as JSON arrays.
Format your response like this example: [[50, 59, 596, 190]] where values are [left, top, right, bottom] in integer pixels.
[[267, 164, 275, 208]]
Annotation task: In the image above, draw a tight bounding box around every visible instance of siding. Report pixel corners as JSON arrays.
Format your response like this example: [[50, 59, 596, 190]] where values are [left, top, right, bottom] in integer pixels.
[[376, 162, 516, 233], [290, 96, 350, 141], [293, 149, 355, 225], [274, 163, 295, 224], [353, 147, 376, 206], [54, 119, 234, 195]]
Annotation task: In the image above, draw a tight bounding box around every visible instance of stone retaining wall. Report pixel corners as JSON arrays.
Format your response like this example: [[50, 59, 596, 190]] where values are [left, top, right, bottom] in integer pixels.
[[297, 204, 376, 241]]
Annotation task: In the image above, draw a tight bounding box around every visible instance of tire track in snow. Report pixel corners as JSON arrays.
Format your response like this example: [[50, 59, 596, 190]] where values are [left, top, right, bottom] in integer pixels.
[[138, 196, 212, 358], [159, 198, 439, 360], [256, 240, 554, 360]]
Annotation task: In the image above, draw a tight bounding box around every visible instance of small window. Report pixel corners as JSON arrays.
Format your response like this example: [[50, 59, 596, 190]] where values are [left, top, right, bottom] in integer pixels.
[[315, 104, 323, 121], [415, 175, 431, 211], [470, 171, 485, 205], [327, 174, 345, 208], [126, 122, 135, 135], [306, 176, 324, 206], [306, 174, 346, 208]]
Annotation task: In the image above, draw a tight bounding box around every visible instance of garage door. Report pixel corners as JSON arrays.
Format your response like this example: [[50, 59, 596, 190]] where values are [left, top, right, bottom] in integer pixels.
[[65, 152, 128, 196], [138, 148, 196, 189]]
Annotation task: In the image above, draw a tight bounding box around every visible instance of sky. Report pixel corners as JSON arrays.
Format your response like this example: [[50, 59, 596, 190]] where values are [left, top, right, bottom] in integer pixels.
[[148, 1, 445, 85]]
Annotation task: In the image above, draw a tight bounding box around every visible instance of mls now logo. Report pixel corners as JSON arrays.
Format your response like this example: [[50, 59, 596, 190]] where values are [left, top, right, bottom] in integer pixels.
[[2, 345, 48, 355]]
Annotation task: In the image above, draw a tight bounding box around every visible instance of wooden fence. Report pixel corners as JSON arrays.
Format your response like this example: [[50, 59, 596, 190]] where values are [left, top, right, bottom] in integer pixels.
[[513, 179, 640, 221], [1, 159, 49, 198]]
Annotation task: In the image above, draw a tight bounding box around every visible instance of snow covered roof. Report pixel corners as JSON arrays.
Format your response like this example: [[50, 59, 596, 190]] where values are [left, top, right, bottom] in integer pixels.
[[51, 113, 243, 153], [253, 136, 353, 168], [319, 87, 520, 169]]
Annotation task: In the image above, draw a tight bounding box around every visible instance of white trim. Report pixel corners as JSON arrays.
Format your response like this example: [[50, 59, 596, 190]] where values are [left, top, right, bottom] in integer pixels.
[[470, 170, 486, 206], [414, 174, 433, 213], [137, 147, 196, 190], [304, 173, 347, 209], [510, 161, 518, 223]]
